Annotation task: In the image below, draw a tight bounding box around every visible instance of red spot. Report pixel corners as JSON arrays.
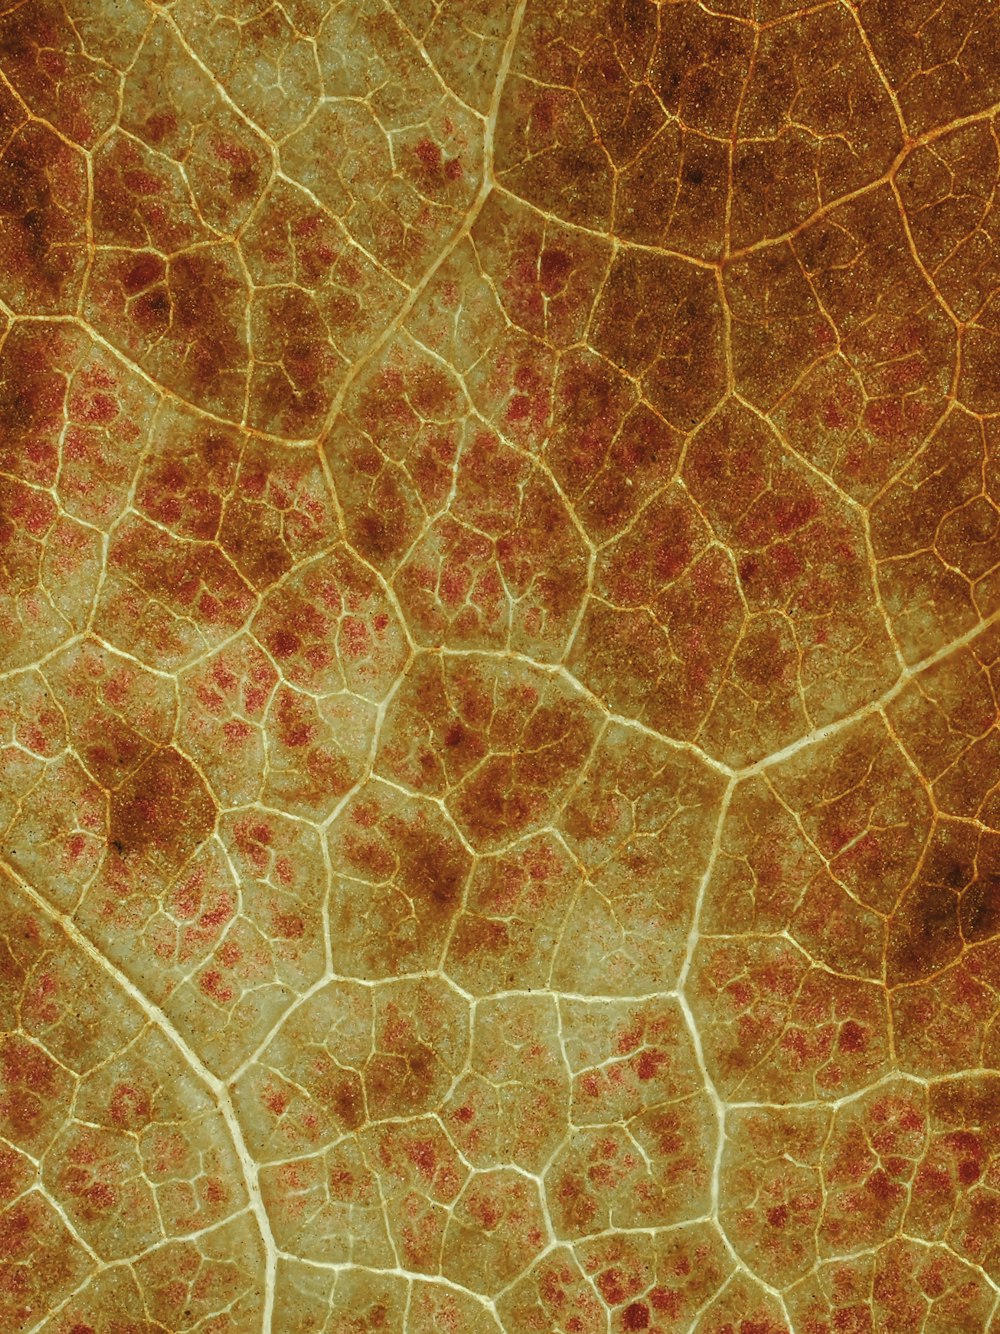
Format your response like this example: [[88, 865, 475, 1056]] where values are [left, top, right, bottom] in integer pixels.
[[782, 1028, 809, 1061], [200, 894, 233, 929], [774, 494, 820, 535], [75, 390, 118, 425], [270, 629, 300, 658], [198, 969, 234, 1004], [822, 397, 849, 429], [245, 685, 269, 713], [196, 683, 225, 714], [293, 213, 322, 239], [242, 820, 272, 851], [406, 1139, 437, 1180], [263, 1086, 289, 1115], [596, 1268, 628, 1305], [214, 138, 253, 169], [865, 1168, 896, 1202], [773, 542, 803, 583], [198, 591, 222, 619], [833, 1310, 868, 1333], [123, 254, 163, 294], [120, 165, 163, 195], [650, 1287, 682, 1317], [958, 1158, 982, 1185], [900, 1152, 937, 1195], [211, 659, 238, 691], [838, 1020, 867, 1053], [635, 1049, 665, 1081], [65, 832, 88, 862], [351, 801, 380, 828], [279, 713, 316, 747], [469, 1194, 501, 1231], [328, 1167, 356, 1197], [440, 566, 469, 607], [109, 1082, 150, 1128], [738, 555, 758, 585], [453, 1105, 474, 1123], [10, 487, 55, 536], [766, 1204, 789, 1228], [172, 876, 202, 920], [87, 1181, 116, 1209], [341, 616, 370, 657], [866, 398, 904, 439], [540, 248, 572, 293], [274, 912, 305, 939], [623, 1303, 650, 1331], [415, 138, 441, 171], [826, 823, 855, 854]]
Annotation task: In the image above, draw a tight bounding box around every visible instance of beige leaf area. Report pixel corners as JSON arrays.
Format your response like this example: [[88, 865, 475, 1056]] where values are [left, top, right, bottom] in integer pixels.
[[1, 0, 999, 1330]]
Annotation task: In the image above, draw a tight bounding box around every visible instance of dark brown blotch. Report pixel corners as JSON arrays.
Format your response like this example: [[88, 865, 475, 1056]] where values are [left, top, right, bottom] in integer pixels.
[[887, 880, 963, 985], [0, 124, 86, 310], [109, 746, 215, 872]]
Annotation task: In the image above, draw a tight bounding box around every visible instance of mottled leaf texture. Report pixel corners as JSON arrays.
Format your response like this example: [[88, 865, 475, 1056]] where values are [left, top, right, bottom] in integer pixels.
[[0, 0, 999, 1331]]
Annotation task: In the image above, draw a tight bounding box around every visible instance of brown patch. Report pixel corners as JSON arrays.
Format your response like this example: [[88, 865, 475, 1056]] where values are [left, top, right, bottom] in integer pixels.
[[109, 747, 216, 871], [0, 121, 87, 312]]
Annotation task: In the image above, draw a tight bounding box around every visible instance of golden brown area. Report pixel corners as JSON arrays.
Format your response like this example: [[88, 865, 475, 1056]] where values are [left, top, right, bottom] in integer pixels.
[[0, 0, 998, 1330]]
